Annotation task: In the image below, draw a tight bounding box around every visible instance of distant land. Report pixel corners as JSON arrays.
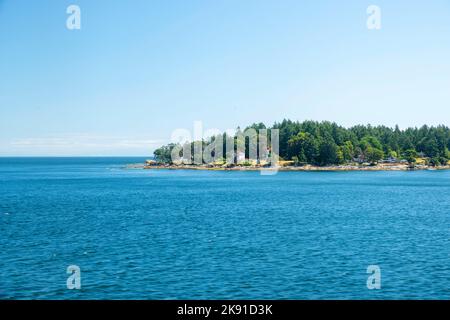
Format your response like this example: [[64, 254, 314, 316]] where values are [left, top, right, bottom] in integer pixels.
[[143, 121, 450, 171]]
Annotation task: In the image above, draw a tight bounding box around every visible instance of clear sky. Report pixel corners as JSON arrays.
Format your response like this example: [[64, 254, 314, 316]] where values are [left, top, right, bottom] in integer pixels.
[[1, 0, 450, 156]]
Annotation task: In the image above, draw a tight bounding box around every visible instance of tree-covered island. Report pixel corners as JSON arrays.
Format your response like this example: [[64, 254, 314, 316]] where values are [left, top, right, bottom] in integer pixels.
[[148, 121, 450, 171]]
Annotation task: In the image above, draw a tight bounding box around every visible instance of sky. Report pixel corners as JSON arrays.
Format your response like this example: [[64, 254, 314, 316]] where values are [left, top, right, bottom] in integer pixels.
[[1, 0, 450, 156]]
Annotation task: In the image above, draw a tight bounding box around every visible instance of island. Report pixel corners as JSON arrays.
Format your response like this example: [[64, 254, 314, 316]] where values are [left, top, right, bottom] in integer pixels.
[[137, 121, 450, 171]]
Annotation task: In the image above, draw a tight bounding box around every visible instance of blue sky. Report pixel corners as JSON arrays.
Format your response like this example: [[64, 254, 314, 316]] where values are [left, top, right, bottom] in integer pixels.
[[1, 0, 450, 156]]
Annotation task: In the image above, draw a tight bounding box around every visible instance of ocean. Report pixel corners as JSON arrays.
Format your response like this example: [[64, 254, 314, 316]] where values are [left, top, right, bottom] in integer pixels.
[[0, 157, 449, 299]]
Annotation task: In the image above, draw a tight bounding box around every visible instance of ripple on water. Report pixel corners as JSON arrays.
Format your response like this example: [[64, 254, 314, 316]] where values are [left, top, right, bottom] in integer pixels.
[[1, 159, 450, 299]]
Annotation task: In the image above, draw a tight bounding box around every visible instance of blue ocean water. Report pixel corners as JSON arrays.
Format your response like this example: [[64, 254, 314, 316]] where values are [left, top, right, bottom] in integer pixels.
[[0, 157, 449, 300]]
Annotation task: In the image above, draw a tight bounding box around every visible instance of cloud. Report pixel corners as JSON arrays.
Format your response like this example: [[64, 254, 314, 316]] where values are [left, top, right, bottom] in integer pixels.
[[5, 134, 166, 156]]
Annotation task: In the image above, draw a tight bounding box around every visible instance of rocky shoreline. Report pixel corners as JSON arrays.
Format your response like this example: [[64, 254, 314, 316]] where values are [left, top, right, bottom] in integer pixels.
[[127, 162, 450, 172]]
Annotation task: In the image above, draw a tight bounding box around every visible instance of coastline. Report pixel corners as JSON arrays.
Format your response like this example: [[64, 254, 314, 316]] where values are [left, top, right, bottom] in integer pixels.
[[129, 163, 450, 172]]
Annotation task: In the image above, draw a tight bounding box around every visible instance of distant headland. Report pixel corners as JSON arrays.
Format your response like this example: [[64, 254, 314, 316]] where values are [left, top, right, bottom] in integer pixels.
[[138, 121, 450, 171]]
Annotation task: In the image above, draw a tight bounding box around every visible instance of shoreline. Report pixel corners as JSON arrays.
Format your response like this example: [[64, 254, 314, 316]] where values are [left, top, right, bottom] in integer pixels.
[[129, 163, 450, 172]]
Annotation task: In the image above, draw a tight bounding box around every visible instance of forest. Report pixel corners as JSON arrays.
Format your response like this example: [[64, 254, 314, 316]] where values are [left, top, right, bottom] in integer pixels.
[[154, 120, 450, 166]]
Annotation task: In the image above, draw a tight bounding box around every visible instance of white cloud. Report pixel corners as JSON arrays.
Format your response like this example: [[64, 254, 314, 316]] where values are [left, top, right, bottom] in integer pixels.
[[3, 134, 166, 156]]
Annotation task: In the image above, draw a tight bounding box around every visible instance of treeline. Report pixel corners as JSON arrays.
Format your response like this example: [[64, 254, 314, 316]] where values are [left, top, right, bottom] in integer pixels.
[[154, 120, 450, 166]]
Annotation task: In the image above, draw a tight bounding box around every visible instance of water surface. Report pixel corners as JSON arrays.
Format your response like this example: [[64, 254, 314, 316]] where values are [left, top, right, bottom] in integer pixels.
[[0, 157, 449, 299]]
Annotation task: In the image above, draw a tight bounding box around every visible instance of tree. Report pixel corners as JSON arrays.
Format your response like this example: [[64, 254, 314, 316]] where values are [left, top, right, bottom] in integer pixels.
[[154, 143, 177, 163], [366, 146, 384, 163], [403, 149, 418, 164], [287, 132, 318, 164], [336, 147, 345, 164], [388, 150, 398, 159], [341, 141, 355, 162], [360, 136, 383, 151], [153, 121, 450, 167], [318, 140, 339, 165], [430, 157, 441, 166]]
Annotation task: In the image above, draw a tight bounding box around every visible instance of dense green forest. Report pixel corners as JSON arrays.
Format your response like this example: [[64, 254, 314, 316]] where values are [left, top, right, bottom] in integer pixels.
[[154, 121, 450, 166]]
